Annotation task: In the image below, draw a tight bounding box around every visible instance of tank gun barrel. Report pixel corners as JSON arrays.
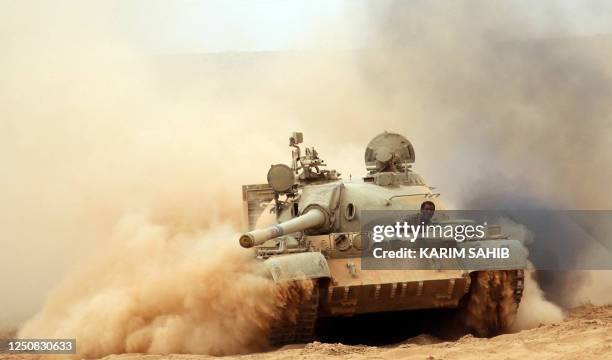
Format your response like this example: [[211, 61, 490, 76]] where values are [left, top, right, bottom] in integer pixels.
[[239, 208, 326, 248]]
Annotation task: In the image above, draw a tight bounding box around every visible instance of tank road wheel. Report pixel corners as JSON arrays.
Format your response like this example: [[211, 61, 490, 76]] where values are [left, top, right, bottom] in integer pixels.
[[460, 270, 524, 337], [268, 280, 319, 347]]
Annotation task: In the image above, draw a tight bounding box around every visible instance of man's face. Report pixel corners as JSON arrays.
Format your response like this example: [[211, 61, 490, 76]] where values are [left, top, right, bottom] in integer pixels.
[[421, 203, 435, 221]]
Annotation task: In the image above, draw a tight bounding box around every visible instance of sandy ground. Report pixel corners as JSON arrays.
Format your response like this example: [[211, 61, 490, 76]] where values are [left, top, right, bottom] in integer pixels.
[[3, 305, 611, 360]]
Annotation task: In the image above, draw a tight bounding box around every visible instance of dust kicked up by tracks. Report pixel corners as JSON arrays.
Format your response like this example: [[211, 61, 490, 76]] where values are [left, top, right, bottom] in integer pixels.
[[6, 305, 609, 360], [106, 304, 612, 360]]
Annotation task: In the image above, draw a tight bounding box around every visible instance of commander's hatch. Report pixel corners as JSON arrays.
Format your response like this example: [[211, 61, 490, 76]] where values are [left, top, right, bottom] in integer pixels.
[[242, 184, 275, 231]]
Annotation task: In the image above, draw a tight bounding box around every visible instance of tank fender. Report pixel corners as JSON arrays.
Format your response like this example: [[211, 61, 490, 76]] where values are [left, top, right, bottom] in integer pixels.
[[264, 252, 331, 282]]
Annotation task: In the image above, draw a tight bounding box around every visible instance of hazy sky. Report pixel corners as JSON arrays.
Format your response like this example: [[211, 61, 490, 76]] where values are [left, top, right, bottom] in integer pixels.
[[115, 0, 612, 53], [120, 0, 362, 53]]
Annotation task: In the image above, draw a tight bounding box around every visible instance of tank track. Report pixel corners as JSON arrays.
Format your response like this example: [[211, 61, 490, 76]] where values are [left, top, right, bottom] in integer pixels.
[[510, 269, 525, 304], [268, 282, 319, 346], [460, 269, 524, 337]]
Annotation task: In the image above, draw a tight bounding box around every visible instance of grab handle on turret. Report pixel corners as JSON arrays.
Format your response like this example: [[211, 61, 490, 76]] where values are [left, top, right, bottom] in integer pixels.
[[239, 208, 326, 248]]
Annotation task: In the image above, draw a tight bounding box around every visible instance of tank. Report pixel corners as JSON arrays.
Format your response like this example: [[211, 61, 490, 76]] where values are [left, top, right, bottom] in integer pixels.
[[240, 132, 526, 346]]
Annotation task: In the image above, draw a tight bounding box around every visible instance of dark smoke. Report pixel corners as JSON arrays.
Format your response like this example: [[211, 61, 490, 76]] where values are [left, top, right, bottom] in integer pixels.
[[361, 0, 612, 306]]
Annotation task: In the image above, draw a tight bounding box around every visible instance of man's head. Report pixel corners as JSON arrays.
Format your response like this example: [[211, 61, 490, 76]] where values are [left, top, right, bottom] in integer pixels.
[[420, 201, 435, 222]]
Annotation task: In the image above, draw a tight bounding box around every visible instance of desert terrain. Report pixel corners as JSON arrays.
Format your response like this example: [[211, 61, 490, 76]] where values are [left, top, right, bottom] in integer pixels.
[[101, 305, 612, 360], [3, 2, 612, 360], [3, 305, 611, 360]]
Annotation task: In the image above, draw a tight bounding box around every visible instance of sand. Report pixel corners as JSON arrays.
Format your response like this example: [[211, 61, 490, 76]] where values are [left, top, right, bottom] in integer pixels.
[[4, 305, 611, 360], [104, 304, 612, 360]]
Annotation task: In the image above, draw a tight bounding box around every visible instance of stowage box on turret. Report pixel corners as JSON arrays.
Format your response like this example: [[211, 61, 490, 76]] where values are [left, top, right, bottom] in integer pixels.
[[240, 132, 525, 346]]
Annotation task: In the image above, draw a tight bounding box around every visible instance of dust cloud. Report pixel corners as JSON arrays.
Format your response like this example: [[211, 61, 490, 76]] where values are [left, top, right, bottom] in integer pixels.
[[0, 1, 297, 353], [511, 271, 565, 330], [2, 0, 612, 356], [0, 0, 282, 329], [19, 215, 314, 357], [360, 0, 612, 318], [496, 218, 564, 328]]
